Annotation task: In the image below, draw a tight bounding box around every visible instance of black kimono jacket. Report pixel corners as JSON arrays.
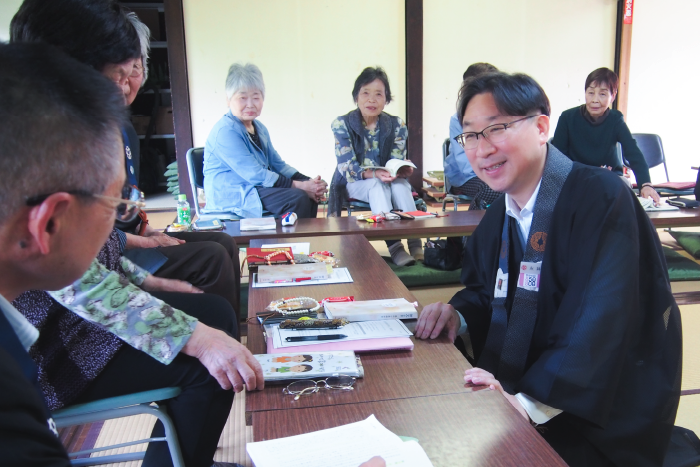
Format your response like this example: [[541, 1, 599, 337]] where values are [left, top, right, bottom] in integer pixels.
[[450, 162, 681, 466]]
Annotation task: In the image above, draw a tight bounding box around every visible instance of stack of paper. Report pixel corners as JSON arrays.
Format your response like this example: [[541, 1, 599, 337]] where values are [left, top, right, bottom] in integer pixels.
[[246, 415, 434, 467], [265, 319, 414, 353], [324, 298, 418, 321], [240, 217, 277, 231]]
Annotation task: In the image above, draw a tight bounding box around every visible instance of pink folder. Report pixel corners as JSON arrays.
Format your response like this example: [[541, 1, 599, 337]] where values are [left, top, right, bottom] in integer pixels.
[[265, 335, 414, 354]]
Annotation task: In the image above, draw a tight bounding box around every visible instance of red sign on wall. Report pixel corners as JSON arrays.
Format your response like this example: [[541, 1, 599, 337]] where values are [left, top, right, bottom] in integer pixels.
[[623, 0, 634, 24]]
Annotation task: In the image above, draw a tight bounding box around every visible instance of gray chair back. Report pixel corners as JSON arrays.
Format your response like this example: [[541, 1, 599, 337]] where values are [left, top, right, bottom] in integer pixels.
[[185, 147, 205, 218], [632, 133, 670, 182]]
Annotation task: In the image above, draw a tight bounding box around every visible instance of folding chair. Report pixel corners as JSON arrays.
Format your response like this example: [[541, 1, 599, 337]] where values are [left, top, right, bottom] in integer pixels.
[[186, 147, 241, 221], [441, 137, 474, 211], [624, 134, 695, 197], [53, 387, 184, 467]]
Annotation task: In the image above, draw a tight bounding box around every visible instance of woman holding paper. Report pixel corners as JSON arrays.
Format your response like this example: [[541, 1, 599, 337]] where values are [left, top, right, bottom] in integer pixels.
[[331, 67, 421, 266]]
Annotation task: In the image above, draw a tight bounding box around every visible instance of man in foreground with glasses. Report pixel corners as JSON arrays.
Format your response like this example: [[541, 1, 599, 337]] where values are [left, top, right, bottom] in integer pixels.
[[0, 41, 134, 465], [416, 72, 680, 466]]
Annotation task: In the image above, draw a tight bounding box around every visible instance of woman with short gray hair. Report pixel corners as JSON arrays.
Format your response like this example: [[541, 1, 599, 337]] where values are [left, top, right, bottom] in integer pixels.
[[203, 63, 327, 218]]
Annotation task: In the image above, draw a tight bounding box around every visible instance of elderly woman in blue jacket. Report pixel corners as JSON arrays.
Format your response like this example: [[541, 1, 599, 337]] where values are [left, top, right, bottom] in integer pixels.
[[203, 63, 327, 218]]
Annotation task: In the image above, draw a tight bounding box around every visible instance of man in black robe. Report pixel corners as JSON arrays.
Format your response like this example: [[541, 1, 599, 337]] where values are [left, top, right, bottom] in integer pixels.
[[416, 72, 681, 466]]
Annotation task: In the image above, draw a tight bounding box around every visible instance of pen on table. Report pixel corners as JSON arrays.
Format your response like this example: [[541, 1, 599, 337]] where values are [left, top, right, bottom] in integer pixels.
[[273, 277, 312, 284], [286, 335, 347, 342], [290, 327, 339, 331]]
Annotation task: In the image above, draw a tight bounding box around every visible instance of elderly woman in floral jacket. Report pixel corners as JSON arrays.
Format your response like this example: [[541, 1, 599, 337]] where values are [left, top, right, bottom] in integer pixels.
[[331, 67, 421, 266]]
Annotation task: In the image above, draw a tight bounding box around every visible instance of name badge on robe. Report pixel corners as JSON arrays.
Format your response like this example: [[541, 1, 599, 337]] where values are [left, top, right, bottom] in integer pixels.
[[494, 268, 508, 298], [518, 261, 541, 292]]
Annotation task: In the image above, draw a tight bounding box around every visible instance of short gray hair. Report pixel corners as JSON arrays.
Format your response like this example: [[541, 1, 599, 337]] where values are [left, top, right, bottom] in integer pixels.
[[225, 63, 265, 99], [0, 43, 126, 221], [126, 11, 150, 84]]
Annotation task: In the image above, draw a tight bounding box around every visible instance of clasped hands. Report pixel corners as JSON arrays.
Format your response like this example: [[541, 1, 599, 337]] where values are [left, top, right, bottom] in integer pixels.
[[415, 302, 529, 421], [294, 176, 327, 202]]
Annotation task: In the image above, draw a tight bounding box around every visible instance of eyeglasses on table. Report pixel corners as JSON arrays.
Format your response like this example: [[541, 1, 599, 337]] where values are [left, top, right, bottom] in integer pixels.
[[282, 375, 356, 401]]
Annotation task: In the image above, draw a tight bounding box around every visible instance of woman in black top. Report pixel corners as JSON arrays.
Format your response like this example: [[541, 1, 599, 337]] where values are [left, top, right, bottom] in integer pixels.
[[552, 67, 660, 204]]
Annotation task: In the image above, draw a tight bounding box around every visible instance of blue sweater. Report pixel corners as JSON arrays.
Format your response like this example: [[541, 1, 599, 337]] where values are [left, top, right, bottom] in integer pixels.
[[203, 112, 298, 218]]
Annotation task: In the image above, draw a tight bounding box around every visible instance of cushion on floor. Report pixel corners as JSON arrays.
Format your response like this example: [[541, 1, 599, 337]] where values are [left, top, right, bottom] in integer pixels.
[[383, 257, 462, 288], [664, 247, 700, 281], [669, 231, 700, 259]]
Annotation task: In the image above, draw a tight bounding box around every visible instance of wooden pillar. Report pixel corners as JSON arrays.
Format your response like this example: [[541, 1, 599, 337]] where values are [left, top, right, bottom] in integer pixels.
[[405, 0, 423, 190], [164, 0, 195, 205], [616, 0, 634, 118]]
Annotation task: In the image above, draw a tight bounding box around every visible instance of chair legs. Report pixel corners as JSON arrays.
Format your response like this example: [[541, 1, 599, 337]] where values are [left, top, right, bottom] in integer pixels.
[[55, 401, 184, 467]]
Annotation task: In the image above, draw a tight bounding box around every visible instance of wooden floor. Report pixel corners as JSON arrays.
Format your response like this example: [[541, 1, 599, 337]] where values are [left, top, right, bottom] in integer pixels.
[[77, 217, 700, 466]]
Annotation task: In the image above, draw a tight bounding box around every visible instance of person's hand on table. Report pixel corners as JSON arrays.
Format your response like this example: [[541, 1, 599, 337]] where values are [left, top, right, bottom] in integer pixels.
[[182, 323, 264, 392], [359, 456, 386, 467], [141, 275, 203, 294], [640, 185, 661, 205], [373, 168, 396, 184], [415, 302, 460, 342], [464, 368, 529, 421], [124, 231, 185, 249], [396, 164, 413, 179]]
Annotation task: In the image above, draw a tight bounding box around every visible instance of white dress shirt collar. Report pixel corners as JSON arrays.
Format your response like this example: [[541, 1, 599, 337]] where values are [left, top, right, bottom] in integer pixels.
[[504, 179, 542, 244], [0, 292, 39, 351]]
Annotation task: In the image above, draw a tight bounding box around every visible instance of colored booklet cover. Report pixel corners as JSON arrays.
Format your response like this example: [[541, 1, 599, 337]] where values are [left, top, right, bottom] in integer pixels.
[[257, 262, 331, 283], [245, 247, 295, 269], [324, 298, 418, 321], [253, 351, 360, 381], [240, 217, 277, 231]]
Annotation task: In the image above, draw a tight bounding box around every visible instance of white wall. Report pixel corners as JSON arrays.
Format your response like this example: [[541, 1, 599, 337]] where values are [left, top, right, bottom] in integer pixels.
[[626, 0, 700, 184], [0, 0, 23, 42], [423, 0, 617, 173], [182, 0, 406, 184]]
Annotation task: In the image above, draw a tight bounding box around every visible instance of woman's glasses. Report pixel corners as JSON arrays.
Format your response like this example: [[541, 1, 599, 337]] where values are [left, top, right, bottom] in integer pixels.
[[26, 184, 145, 222], [283, 376, 356, 401]]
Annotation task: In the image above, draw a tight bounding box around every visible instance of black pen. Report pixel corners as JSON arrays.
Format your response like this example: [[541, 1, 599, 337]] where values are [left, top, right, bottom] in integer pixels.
[[286, 334, 347, 342]]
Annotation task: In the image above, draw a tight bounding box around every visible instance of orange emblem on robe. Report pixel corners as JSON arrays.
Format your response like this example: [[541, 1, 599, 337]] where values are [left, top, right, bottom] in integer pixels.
[[530, 232, 547, 252]]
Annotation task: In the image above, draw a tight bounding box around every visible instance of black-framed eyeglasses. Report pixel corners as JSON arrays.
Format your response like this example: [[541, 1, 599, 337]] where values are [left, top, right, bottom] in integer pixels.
[[282, 375, 356, 401], [454, 115, 541, 150], [26, 184, 145, 222]]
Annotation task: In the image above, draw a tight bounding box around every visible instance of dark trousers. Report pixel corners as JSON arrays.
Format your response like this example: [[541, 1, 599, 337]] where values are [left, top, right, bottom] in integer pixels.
[[160, 232, 241, 323], [255, 186, 318, 218], [451, 177, 502, 210], [73, 292, 237, 467]]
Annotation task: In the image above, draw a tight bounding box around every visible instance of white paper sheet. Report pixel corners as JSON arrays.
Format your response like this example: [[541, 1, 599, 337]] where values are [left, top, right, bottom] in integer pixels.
[[272, 319, 412, 348], [261, 242, 311, 255], [246, 415, 433, 467], [252, 267, 353, 288]]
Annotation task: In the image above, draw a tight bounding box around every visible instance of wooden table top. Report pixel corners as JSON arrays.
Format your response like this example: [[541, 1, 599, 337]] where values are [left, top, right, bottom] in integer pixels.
[[224, 207, 700, 246], [245, 234, 473, 418], [225, 210, 486, 246], [252, 391, 567, 467]]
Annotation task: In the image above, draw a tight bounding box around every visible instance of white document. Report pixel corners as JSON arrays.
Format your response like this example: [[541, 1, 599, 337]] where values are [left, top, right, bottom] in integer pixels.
[[246, 414, 434, 467], [261, 242, 311, 255], [273, 319, 412, 348], [252, 267, 353, 288], [637, 196, 680, 212], [240, 217, 277, 231]]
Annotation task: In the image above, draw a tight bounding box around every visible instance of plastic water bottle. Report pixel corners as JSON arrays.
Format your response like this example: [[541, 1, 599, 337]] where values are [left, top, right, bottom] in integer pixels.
[[177, 194, 191, 226]]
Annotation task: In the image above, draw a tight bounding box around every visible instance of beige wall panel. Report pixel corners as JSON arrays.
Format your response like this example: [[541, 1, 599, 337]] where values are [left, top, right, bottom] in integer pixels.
[[627, 1, 700, 184], [423, 0, 617, 173], [183, 0, 405, 184], [0, 0, 23, 42]]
